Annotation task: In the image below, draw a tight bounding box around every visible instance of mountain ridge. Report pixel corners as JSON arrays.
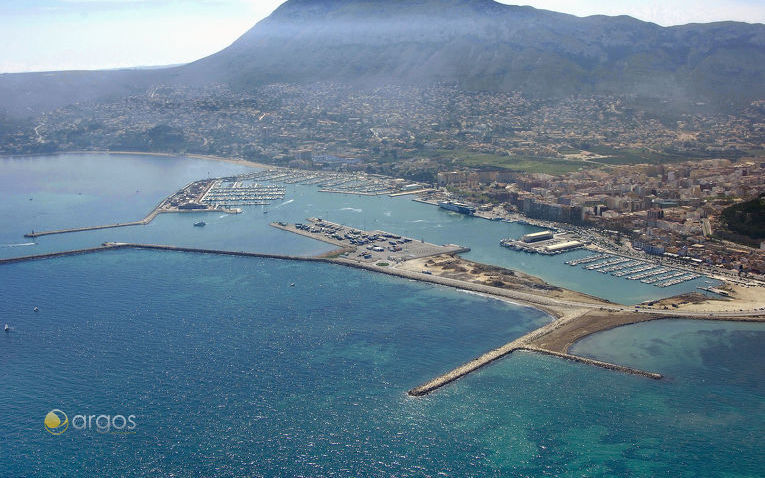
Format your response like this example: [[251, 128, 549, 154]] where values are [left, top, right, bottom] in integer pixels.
[[1, 0, 763, 117]]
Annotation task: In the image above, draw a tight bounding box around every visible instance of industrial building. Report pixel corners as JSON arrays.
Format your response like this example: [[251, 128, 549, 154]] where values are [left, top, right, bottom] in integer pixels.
[[543, 240, 584, 254], [522, 230, 554, 243]]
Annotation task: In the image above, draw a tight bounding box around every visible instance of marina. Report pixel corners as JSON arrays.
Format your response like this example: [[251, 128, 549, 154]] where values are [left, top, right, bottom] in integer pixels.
[[565, 254, 607, 266], [241, 168, 420, 195], [565, 252, 705, 289], [200, 179, 286, 206], [3, 148, 764, 476], [612, 263, 652, 277], [597, 260, 640, 273], [585, 257, 631, 270]]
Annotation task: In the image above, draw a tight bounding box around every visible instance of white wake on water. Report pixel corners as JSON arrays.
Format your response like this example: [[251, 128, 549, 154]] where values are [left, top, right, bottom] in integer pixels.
[[340, 207, 362, 213], [2, 242, 36, 248]]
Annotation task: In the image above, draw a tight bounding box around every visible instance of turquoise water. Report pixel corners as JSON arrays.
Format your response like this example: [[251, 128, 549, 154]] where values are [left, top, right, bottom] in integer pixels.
[[1, 251, 763, 476], [1, 154, 714, 304]]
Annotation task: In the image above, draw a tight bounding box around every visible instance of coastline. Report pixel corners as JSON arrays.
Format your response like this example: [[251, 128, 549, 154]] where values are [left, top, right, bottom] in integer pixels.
[[0, 150, 274, 170], [2, 242, 764, 396], [5, 150, 765, 396]]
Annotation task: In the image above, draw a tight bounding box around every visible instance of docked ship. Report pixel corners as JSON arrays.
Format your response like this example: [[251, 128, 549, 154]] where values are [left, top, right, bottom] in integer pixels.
[[438, 201, 475, 216]]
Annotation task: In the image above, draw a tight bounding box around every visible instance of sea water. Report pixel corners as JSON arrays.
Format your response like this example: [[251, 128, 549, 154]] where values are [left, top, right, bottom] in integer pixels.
[[1, 251, 762, 476]]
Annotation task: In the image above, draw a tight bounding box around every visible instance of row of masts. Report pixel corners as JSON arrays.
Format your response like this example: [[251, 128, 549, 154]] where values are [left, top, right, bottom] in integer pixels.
[[241, 169, 398, 194], [200, 180, 286, 206], [566, 253, 699, 287]]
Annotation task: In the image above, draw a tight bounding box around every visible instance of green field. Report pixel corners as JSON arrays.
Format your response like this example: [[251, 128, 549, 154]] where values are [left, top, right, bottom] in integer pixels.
[[432, 150, 591, 175], [587, 146, 714, 165]]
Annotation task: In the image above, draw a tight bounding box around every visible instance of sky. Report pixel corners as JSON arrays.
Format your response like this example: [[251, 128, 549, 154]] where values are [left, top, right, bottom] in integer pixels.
[[1, 0, 763, 74]]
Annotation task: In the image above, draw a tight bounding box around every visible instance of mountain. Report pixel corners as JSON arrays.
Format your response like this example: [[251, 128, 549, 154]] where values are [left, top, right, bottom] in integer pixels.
[[187, 0, 764, 102], [1, 0, 764, 117], [0, 69, 163, 117]]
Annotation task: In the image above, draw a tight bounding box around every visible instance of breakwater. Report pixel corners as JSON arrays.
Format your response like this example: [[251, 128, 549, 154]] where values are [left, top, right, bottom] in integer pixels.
[[408, 339, 527, 396], [0, 245, 121, 264], [407, 344, 662, 397], [22, 196, 172, 238], [24, 213, 159, 238], [406, 322, 663, 397], [119, 243, 323, 262], [519, 347, 663, 379], [23, 189, 241, 239], [3, 241, 761, 398]]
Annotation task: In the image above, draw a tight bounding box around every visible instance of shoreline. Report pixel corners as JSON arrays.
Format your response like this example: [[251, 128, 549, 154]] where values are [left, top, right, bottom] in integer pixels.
[[2, 242, 764, 396], [0, 150, 274, 170], [5, 151, 765, 395]]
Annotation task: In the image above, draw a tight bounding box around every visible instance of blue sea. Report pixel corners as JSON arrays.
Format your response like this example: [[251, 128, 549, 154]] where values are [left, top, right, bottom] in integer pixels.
[[1, 154, 764, 476]]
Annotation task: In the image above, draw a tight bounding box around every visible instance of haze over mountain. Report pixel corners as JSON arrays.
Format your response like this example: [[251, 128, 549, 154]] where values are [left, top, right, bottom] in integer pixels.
[[1, 0, 763, 117]]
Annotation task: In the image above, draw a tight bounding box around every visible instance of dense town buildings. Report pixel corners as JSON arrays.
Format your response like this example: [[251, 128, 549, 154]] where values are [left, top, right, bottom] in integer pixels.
[[446, 159, 765, 275]]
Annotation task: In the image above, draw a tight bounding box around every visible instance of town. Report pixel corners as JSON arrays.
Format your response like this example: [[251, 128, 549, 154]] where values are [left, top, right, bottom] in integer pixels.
[[3, 82, 762, 278], [4, 84, 762, 178], [433, 158, 765, 279]]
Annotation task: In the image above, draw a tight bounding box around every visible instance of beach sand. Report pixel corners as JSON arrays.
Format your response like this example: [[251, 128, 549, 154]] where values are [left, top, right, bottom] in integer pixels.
[[664, 283, 765, 313], [396, 254, 609, 306]]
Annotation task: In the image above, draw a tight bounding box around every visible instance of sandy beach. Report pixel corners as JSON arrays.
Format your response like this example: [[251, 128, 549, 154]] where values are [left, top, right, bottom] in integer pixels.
[[663, 284, 765, 313]]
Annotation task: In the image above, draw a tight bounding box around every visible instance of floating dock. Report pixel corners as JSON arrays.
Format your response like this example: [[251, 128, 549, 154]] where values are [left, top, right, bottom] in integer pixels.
[[200, 179, 286, 206], [565, 254, 606, 266], [564, 252, 705, 288]]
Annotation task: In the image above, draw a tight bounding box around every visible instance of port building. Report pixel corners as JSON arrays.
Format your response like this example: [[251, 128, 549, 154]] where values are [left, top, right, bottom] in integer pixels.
[[543, 240, 584, 253], [522, 231, 554, 243]]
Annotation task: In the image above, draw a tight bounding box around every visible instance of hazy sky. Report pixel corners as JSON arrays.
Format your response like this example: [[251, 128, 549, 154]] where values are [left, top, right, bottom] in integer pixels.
[[1, 0, 763, 74]]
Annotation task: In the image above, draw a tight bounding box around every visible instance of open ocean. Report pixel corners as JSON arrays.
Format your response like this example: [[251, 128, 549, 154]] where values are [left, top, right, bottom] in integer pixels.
[[1, 154, 763, 476]]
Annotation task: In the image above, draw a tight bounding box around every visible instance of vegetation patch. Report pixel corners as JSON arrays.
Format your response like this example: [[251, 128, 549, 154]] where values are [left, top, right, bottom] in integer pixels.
[[431, 149, 588, 175], [718, 193, 765, 245]]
